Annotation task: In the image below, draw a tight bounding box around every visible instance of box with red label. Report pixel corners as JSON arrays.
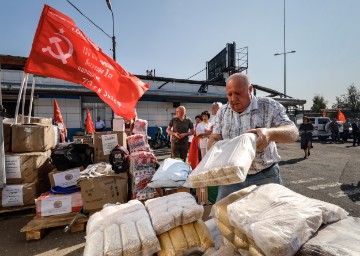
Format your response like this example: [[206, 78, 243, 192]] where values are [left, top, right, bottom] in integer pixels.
[[130, 165, 156, 200], [36, 191, 83, 216]]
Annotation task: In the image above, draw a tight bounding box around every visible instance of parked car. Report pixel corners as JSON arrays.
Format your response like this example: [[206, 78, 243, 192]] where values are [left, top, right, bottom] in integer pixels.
[[307, 117, 331, 141]]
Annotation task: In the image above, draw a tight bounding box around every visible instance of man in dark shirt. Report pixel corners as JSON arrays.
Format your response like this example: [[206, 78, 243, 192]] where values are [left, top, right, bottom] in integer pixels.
[[166, 106, 194, 162]]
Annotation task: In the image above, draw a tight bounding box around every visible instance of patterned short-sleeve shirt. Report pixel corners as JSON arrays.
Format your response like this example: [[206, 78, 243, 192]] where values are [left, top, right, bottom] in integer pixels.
[[213, 96, 295, 174]]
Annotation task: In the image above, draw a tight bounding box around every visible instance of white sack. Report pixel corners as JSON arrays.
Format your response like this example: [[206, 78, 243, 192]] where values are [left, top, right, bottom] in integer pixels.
[[185, 133, 256, 188], [147, 158, 191, 188], [296, 217, 360, 256], [227, 184, 348, 256]]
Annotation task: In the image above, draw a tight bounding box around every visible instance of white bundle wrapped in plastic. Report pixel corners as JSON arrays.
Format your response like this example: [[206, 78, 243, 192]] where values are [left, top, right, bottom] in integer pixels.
[[205, 219, 223, 250], [132, 119, 148, 135], [227, 184, 349, 256], [145, 192, 204, 235], [157, 220, 215, 256], [84, 200, 160, 256], [185, 133, 256, 188], [147, 158, 191, 188], [296, 217, 360, 256]]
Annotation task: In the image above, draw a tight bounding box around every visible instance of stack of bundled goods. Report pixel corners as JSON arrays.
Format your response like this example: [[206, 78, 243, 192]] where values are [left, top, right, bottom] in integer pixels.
[[1, 116, 57, 210], [127, 119, 157, 200], [84, 200, 160, 256], [210, 183, 349, 256], [145, 192, 214, 255], [186, 133, 256, 188], [77, 163, 128, 214]]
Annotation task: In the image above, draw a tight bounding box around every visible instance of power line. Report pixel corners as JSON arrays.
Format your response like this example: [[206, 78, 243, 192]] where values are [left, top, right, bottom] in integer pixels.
[[65, 0, 112, 39], [187, 67, 206, 80]]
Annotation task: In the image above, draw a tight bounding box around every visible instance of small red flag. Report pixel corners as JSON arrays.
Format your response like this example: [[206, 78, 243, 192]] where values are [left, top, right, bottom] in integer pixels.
[[322, 109, 326, 117], [54, 99, 67, 142], [337, 108, 346, 122], [25, 5, 149, 120], [85, 109, 95, 134]]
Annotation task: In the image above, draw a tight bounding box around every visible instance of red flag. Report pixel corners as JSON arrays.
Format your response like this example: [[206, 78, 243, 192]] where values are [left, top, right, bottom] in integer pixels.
[[85, 109, 95, 133], [54, 99, 67, 142], [337, 108, 346, 122], [322, 108, 326, 117], [25, 5, 149, 120]]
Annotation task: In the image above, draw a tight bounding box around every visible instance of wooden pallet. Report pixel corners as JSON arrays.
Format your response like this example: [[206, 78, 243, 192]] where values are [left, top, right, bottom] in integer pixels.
[[20, 212, 88, 241], [0, 205, 36, 214]]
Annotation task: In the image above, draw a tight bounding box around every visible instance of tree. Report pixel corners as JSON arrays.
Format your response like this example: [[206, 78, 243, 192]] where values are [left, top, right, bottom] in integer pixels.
[[311, 95, 327, 112], [332, 83, 360, 113]]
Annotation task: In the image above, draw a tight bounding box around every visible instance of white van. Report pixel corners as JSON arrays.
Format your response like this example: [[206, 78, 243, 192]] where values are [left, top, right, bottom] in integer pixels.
[[307, 117, 331, 141]]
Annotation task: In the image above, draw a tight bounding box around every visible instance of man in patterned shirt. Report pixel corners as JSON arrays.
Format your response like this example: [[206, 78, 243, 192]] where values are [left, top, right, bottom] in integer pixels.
[[207, 73, 298, 201]]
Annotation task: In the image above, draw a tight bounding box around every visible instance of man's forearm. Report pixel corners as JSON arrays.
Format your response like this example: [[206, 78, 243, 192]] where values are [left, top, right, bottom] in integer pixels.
[[268, 125, 299, 143], [207, 134, 222, 150]]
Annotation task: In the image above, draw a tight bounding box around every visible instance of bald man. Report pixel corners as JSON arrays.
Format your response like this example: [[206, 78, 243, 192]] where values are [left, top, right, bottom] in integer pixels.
[[166, 106, 194, 162], [208, 73, 298, 201]]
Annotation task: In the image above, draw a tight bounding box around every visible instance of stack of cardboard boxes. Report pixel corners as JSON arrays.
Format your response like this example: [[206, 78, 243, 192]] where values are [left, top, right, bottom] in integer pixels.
[[1, 118, 56, 210]]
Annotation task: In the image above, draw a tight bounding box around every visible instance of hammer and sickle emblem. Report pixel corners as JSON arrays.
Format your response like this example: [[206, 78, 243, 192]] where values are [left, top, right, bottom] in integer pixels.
[[42, 33, 74, 64]]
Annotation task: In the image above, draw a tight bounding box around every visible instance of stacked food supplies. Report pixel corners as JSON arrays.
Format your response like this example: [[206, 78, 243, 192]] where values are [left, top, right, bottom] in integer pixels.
[[145, 192, 214, 255], [2, 117, 56, 211], [84, 200, 160, 256], [211, 184, 349, 256], [127, 119, 158, 200]]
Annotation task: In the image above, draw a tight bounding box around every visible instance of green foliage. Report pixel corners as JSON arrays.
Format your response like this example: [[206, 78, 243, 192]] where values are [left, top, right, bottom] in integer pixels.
[[311, 95, 327, 112], [332, 83, 360, 113]]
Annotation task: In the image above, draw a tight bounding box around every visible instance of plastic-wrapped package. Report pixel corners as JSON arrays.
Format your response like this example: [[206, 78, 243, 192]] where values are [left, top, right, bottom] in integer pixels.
[[83, 230, 104, 256], [104, 224, 122, 256], [129, 151, 157, 174], [147, 158, 191, 188], [205, 219, 223, 250], [126, 134, 150, 153], [84, 200, 160, 256], [145, 192, 203, 235], [131, 165, 156, 200], [157, 220, 215, 256], [132, 119, 148, 135], [227, 184, 349, 256], [185, 134, 256, 188], [296, 217, 360, 256]]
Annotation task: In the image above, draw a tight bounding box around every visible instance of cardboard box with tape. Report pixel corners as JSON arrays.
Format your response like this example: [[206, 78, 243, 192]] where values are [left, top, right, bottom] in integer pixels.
[[48, 167, 83, 188], [0, 182, 38, 208], [93, 131, 127, 163]]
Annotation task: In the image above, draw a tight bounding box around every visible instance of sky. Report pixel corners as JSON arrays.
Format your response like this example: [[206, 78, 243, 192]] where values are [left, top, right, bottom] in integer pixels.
[[1, 0, 360, 109]]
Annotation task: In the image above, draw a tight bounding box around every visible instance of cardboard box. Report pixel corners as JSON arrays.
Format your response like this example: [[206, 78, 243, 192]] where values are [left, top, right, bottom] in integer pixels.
[[72, 135, 94, 145], [48, 167, 83, 188], [5, 151, 51, 184], [78, 173, 128, 212], [36, 191, 83, 216], [93, 131, 127, 163], [0, 182, 37, 208], [196, 186, 209, 205], [112, 118, 125, 132], [3, 121, 12, 152], [17, 115, 53, 125], [11, 124, 56, 153]]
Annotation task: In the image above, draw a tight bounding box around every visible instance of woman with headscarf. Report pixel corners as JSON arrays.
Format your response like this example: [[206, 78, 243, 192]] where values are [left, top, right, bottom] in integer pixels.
[[299, 116, 314, 158]]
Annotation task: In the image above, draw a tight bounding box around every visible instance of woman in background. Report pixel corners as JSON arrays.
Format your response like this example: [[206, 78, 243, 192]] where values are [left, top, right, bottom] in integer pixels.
[[299, 116, 314, 159]]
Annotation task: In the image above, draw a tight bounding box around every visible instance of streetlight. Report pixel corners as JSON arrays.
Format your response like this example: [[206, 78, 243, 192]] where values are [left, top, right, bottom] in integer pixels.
[[274, 0, 295, 97], [106, 0, 116, 61]]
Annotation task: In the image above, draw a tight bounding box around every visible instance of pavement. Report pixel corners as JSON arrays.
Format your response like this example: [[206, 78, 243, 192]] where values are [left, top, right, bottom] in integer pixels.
[[0, 139, 359, 256]]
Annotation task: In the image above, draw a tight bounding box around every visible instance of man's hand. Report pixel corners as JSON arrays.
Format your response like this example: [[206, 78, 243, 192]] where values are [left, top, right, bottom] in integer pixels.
[[247, 128, 270, 151]]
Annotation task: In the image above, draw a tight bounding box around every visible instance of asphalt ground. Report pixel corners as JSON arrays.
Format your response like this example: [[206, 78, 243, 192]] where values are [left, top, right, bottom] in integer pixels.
[[0, 139, 359, 256]]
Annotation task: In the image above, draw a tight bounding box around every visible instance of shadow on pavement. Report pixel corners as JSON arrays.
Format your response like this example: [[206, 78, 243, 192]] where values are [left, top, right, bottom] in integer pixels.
[[279, 157, 307, 165], [340, 182, 360, 203]]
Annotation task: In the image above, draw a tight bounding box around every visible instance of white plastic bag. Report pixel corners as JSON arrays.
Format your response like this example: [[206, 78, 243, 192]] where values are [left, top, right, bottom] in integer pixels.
[[147, 158, 191, 188], [227, 184, 349, 256], [296, 217, 360, 256], [185, 133, 256, 188]]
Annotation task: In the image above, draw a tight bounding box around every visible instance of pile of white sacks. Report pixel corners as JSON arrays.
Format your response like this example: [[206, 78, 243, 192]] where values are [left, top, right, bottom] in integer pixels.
[[209, 183, 360, 256], [84, 192, 214, 256]]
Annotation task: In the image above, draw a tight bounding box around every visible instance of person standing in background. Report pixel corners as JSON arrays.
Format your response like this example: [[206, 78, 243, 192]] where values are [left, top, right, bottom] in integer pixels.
[[210, 102, 223, 128], [351, 118, 360, 146], [95, 116, 106, 132], [299, 116, 314, 159], [196, 111, 212, 160], [166, 106, 194, 162]]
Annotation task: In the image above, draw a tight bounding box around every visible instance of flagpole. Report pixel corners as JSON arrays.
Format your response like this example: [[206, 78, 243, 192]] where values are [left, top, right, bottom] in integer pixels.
[[27, 76, 36, 123], [14, 73, 28, 125], [21, 74, 29, 123], [0, 65, 6, 188]]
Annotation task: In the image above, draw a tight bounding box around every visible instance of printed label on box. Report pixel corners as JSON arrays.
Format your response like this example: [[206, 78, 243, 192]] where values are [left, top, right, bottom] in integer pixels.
[[53, 168, 81, 187], [40, 195, 72, 216], [2, 184, 24, 207], [5, 156, 21, 179], [101, 134, 118, 155]]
